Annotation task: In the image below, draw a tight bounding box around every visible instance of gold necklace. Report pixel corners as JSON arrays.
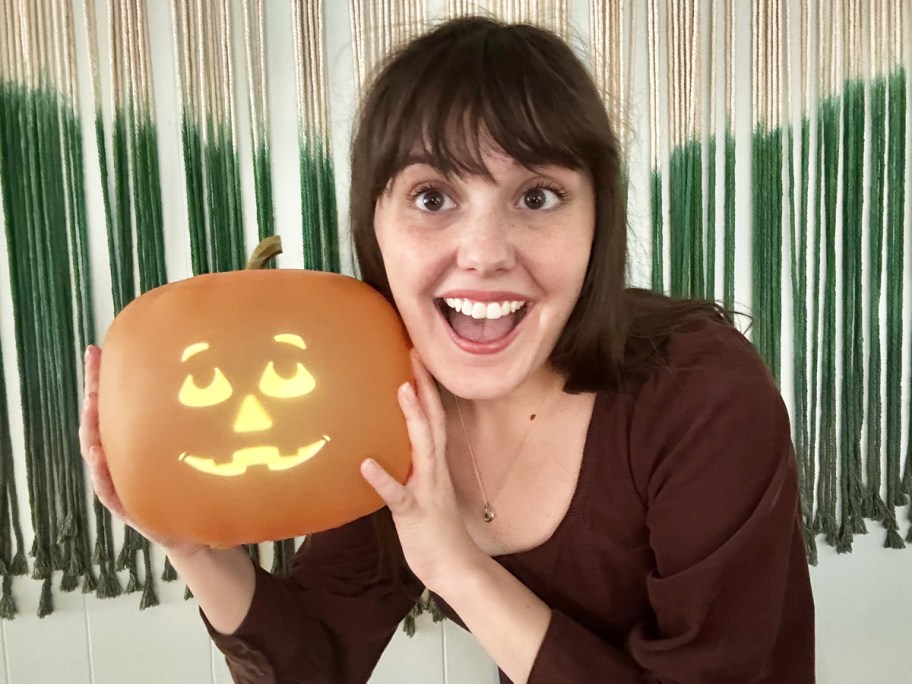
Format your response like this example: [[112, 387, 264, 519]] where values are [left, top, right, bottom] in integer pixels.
[[454, 379, 563, 523]]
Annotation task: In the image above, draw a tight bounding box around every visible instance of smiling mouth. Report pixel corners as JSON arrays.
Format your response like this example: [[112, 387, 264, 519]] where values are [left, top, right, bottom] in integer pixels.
[[435, 298, 530, 344], [178, 437, 330, 477]]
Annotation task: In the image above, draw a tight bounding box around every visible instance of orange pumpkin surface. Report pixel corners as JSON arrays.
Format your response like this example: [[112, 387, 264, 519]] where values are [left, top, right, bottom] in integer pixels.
[[98, 269, 413, 546]]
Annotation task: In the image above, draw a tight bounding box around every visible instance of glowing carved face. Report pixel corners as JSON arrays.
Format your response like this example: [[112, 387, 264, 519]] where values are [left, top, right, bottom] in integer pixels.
[[176, 333, 329, 476]]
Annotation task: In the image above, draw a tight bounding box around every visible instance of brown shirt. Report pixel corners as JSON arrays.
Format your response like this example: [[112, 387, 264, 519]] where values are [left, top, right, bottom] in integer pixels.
[[207, 321, 816, 683]]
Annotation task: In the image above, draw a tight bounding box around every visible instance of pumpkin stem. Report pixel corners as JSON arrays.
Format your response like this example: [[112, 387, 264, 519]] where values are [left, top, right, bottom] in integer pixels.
[[245, 236, 283, 270]]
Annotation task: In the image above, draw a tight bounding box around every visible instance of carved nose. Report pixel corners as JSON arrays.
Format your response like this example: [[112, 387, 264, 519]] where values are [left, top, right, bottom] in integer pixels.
[[233, 394, 273, 433]]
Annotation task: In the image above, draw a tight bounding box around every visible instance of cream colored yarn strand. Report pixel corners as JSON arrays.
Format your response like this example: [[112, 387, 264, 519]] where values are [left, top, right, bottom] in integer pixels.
[[647, 0, 666, 292], [664, 0, 704, 297], [488, 0, 568, 40], [240, 0, 273, 243], [349, 0, 426, 96], [292, 0, 339, 273], [590, 1, 634, 155]]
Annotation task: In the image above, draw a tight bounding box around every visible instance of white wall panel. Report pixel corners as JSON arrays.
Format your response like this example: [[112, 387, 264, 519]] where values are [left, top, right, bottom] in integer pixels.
[[443, 620, 498, 684], [0, 620, 9, 684], [84, 588, 212, 684], [810, 525, 912, 684], [211, 642, 233, 684], [2, 589, 90, 683], [370, 614, 445, 684]]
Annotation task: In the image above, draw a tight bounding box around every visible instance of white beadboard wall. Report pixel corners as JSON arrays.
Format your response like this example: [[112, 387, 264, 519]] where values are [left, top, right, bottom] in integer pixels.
[[1, 1, 911, 682]]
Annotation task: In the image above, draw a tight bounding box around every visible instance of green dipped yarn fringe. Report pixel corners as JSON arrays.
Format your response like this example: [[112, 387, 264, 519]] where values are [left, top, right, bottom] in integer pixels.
[[402, 594, 446, 635], [650, 169, 663, 292]]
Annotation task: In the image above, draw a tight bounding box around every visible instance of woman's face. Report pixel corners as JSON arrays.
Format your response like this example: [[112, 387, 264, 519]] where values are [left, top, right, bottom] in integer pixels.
[[374, 148, 595, 400]]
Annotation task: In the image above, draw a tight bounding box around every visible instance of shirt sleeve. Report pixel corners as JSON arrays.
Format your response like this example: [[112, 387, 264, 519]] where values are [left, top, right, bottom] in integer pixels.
[[528, 326, 813, 684], [204, 511, 423, 684]]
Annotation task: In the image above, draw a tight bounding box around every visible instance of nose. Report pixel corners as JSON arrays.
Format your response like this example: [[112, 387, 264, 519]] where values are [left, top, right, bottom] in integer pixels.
[[455, 207, 517, 275], [233, 394, 273, 433]]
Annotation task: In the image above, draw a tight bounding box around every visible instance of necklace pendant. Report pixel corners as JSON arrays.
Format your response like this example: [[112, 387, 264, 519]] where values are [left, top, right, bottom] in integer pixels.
[[482, 504, 496, 523]]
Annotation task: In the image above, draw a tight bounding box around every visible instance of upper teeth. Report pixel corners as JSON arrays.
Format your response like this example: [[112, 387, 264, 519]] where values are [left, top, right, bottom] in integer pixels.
[[443, 298, 526, 320]]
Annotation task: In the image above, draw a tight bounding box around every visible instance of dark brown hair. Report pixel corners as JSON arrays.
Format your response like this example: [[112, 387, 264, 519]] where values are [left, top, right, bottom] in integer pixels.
[[350, 17, 730, 399], [351, 18, 734, 577]]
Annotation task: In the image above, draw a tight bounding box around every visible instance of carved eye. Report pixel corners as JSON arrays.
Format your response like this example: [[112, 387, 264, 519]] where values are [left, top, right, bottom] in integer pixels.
[[259, 362, 316, 399], [179, 368, 233, 407]]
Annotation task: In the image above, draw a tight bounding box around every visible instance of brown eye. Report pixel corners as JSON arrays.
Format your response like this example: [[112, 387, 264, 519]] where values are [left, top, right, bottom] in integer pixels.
[[523, 188, 547, 209], [422, 190, 445, 211], [413, 188, 453, 212], [520, 186, 563, 210]]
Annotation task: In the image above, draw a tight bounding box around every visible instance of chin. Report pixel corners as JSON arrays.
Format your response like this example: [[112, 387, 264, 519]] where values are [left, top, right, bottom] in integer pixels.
[[427, 354, 537, 400]]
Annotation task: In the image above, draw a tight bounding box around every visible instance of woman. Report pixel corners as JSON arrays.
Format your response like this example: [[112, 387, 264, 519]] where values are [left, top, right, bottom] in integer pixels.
[[80, 17, 815, 684]]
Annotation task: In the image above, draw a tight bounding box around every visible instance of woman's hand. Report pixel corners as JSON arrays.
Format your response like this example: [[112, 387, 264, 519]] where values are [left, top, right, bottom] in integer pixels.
[[79, 345, 205, 561], [360, 350, 484, 593]]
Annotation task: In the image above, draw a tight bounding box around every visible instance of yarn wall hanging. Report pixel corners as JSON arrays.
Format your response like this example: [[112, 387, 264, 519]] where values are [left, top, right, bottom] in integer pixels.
[[0, 0, 99, 618], [0, 1, 909, 624], [607, 0, 911, 566]]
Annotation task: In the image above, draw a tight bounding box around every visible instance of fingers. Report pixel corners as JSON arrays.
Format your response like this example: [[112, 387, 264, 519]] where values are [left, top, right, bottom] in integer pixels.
[[84, 345, 101, 395], [80, 346, 130, 523], [409, 349, 447, 454], [85, 446, 130, 523], [78, 388, 100, 459], [361, 458, 413, 514], [398, 379, 440, 475], [79, 346, 102, 457]]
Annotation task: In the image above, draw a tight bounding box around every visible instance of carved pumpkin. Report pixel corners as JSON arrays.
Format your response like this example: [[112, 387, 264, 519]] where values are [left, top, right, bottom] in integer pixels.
[[98, 243, 412, 546]]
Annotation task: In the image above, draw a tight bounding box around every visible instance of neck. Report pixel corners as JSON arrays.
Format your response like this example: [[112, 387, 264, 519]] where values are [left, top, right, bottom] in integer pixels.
[[444, 364, 565, 431]]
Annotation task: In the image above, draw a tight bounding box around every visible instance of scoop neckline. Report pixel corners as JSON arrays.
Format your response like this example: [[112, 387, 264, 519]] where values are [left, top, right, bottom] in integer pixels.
[[490, 390, 604, 561]]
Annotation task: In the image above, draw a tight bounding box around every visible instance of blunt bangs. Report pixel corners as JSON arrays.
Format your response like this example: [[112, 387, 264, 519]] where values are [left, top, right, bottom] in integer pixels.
[[351, 17, 638, 394], [361, 19, 610, 194]]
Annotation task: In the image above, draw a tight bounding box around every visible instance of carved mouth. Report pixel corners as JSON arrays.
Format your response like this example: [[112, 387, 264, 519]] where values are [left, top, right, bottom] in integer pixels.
[[178, 436, 330, 477]]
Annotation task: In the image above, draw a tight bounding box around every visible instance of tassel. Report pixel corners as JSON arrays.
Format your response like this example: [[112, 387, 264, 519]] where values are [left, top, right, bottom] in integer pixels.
[[884, 528, 905, 550], [815, 512, 839, 547], [427, 596, 446, 623], [860, 491, 889, 521], [81, 570, 97, 594], [835, 524, 853, 554], [31, 546, 51, 580], [95, 561, 122, 599], [95, 569, 121, 599], [139, 540, 158, 609], [0, 576, 16, 620], [162, 556, 178, 582], [402, 602, 422, 637], [803, 532, 818, 567], [37, 577, 53, 618], [50, 544, 66, 573], [60, 572, 79, 592], [10, 551, 27, 576], [125, 567, 140, 594], [139, 576, 159, 610], [66, 543, 85, 578], [0, 593, 14, 620]]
